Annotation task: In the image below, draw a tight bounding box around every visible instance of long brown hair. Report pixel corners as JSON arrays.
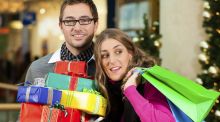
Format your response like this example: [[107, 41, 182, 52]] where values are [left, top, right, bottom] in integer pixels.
[[94, 28, 156, 113]]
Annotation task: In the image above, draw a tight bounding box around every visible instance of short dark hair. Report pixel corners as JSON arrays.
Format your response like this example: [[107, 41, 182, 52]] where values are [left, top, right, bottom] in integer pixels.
[[59, 0, 98, 22]]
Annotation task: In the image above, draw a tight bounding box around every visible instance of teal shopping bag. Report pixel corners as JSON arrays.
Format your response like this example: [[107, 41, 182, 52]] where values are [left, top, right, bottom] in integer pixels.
[[137, 65, 220, 122]]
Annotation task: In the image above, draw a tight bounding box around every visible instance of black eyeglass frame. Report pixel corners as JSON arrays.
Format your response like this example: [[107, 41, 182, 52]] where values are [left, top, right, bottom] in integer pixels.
[[61, 18, 98, 26]]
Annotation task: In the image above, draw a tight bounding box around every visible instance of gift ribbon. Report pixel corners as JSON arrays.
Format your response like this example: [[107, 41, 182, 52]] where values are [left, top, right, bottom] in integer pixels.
[[83, 88, 102, 114], [93, 96, 100, 114], [53, 103, 68, 117], [67, 62, 71, 72], [94, 117, 104, 122], [65, 91, 74, 107], [25, 87, 31, 102], [47, 88, 53, 105], [81, 112, 85, 122], [25, 87, 54, 104], [48, 107, 53, 122]]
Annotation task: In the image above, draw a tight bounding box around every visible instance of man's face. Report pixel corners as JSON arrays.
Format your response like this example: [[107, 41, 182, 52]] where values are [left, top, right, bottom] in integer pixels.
[[60, 3, 98, 50]]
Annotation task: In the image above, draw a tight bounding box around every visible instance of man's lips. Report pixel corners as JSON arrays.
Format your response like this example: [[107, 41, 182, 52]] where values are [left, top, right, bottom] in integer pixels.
[[72, 34, 84, 40], [73, 34, 84, 38]]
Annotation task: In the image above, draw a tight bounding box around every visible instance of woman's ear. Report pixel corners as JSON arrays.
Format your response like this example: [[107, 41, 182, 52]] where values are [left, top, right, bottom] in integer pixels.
[[128, 51, 133, 60]]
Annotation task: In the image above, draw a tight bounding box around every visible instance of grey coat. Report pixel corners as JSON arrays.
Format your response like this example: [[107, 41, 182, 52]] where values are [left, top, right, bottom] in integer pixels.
[[25, 53, 96, 84]]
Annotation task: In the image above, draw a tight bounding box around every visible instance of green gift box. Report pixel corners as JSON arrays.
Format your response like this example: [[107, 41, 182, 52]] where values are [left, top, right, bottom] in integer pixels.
[[46, 72, 96, 91], [137, 65, 220, 122]]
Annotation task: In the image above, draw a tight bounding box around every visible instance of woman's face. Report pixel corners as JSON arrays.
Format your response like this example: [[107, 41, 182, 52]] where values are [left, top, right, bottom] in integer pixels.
[[100, 38, 132, 81]]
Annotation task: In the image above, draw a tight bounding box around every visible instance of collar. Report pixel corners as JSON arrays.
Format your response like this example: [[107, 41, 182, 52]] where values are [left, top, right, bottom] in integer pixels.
[[48, 48, 61, 63], [60, 42, 94, 61], [48, 48, 95, 64]]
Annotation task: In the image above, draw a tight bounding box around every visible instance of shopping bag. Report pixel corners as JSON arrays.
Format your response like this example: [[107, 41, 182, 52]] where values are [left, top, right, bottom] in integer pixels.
[[137, 65, 220, 122], [167, 99, 193, 122]]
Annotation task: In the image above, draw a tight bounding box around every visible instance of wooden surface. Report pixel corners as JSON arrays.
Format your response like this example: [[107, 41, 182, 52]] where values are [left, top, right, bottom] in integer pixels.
[[0, 82, 18, 91], [0, 103, 21, 110]]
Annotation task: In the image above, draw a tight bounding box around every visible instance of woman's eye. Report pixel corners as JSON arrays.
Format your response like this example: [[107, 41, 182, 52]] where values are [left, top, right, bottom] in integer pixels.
[[101, 54, 108, 58], [115, 50, 122, 54]]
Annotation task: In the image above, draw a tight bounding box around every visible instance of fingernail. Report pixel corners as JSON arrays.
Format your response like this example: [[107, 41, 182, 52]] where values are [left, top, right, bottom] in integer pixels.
[[133, 69, 144, 74]]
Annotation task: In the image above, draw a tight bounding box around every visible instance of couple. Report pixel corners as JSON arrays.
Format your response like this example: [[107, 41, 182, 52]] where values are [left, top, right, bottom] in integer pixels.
[[25, 0, 175, 122]]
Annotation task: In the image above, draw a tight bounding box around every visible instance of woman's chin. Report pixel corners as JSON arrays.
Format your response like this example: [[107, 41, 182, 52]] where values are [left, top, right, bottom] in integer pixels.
[[109, 75, 123, 82]]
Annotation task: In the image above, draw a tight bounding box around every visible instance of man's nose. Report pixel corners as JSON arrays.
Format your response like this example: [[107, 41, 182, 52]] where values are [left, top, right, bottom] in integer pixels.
[[73, 22, 81, 30]]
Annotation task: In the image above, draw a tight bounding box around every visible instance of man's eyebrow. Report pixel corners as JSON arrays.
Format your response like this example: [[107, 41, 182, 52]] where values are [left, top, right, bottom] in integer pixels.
[[63, 16, 75, 19], [79, 16, 92, 19]]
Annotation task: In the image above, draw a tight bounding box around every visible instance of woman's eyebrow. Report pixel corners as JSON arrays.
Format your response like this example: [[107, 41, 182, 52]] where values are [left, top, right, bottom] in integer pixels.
[[113, 45, 122, 49], [101, 44, 122, 52], [101, 50, 108, 52]]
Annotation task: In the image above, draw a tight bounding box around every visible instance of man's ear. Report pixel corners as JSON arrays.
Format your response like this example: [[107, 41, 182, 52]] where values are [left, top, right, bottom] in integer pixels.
[[94, 21, 99, 33], [59, 22, 63, 32]]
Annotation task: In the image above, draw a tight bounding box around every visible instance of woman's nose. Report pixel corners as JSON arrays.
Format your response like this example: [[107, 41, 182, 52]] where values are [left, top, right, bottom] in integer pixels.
[[109, 55, 117, 64]]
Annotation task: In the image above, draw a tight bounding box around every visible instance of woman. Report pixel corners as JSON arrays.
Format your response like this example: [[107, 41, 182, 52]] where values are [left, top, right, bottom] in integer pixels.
[[94, 29, 175, 122]]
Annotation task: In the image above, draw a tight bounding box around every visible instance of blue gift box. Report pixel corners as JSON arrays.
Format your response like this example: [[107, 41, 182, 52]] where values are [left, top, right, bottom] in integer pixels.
[[17, 86, 61, 105]]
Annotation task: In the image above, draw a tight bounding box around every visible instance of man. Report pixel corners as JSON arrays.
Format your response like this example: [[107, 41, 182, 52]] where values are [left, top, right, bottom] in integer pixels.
[[25, 0, 98, 82]]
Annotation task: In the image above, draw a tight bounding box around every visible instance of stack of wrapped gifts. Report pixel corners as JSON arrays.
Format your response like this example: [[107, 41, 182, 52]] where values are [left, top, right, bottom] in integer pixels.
[[17, 61, 107, 122]]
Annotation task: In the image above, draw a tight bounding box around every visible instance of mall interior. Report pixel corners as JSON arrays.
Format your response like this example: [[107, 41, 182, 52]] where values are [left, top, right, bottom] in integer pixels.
[[0, 0, 160, 121], [1, 0, 219, 121]]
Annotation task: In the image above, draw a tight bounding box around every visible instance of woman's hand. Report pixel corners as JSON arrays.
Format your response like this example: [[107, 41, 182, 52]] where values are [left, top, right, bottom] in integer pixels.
[[122, 68, 142, 91]]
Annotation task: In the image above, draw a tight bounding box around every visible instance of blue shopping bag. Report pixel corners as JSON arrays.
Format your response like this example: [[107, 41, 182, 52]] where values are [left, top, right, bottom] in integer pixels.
[[167, 99, 193, 122]]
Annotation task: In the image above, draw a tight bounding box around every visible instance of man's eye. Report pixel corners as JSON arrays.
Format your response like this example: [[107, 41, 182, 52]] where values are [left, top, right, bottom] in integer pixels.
[[80, 19, 90, 23], [64, 20, 75, 24]]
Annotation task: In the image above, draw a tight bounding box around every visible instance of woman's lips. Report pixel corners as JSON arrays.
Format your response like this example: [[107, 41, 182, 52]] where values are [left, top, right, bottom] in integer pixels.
[[110, 66, 121, 73]]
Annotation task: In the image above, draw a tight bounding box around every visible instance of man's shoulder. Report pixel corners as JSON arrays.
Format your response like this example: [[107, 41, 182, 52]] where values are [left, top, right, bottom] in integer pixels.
[[30, 54, 54, 70], [25, 53, 55, 82], [32, 54, 53, 65]]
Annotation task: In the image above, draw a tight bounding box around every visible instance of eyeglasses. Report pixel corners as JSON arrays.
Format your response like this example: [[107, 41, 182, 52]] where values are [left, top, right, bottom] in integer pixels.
[[61, 18, 97, 26]]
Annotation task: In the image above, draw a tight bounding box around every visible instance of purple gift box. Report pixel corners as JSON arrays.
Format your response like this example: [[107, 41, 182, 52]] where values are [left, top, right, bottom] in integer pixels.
[[17, 86, 61, 105]]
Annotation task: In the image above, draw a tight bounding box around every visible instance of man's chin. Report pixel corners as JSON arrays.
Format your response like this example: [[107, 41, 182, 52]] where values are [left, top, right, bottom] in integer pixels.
[[72, 42, 90, 49]]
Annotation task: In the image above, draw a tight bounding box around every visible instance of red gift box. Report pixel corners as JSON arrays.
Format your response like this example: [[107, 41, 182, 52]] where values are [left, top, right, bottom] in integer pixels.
[[61, 108, 92, 122], [54, 61, 87, 77], [60, 108, 81, 122], [20, 103, 43, 122], [41, 106, 91, 122], [41, 106, 62, 122]]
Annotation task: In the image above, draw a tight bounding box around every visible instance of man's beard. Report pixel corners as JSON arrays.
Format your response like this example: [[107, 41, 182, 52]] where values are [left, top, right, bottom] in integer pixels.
[[73, 34, 94, 50]]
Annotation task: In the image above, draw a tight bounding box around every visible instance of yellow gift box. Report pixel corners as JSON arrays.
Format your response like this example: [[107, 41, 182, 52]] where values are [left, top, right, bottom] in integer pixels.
[[60, 90, 107, 116]]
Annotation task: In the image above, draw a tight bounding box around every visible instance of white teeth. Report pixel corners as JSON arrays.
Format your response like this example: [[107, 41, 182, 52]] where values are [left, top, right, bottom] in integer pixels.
[[74, 34, 83, 38], [111, 67, 120, 71]]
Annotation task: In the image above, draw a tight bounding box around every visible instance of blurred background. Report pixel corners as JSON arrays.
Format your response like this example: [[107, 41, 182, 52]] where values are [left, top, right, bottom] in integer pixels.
[[0, 0, 220, 121]]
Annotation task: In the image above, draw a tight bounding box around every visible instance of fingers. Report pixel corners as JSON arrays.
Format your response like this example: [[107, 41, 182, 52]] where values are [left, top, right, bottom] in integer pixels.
[[125, 68, 142, 80], [133, 68, 144, 75]]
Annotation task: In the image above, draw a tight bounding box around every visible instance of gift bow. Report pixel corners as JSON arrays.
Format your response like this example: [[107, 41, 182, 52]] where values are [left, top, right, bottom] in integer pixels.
[[25, 87, 53, 105], [82, 88, 101, 95], [53, 102, 68, 117]]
